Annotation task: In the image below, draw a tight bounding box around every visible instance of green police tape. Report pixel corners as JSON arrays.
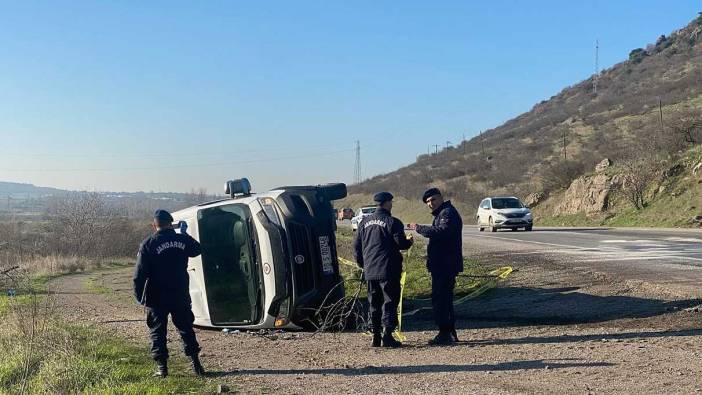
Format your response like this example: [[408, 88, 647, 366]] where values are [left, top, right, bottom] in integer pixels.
[[337, 256, 512, 340]]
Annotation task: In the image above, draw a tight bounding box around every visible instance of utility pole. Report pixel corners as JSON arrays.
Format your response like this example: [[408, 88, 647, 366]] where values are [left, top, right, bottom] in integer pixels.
[[593, 39, 600, 94], [432, 144, 440, 154], [658, 97, 665, 135], [479, 131, 486, 158], [462, 133, 466, 154], [562, 129, 567, 160], [445, 141, 452, 149], [353, 140, 362, 184]]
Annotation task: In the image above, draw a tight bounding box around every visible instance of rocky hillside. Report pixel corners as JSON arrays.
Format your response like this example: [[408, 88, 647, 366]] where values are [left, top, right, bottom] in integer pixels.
[[342, 13, 702, 226], [534, 145, 702, 227]]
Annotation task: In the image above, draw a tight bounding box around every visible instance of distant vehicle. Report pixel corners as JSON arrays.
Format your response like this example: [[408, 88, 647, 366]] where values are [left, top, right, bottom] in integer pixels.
[[476, 196, 533, 232], [171, 178, 347, 330], [351, 206, 377, 231], [337, 207, 355, 221]]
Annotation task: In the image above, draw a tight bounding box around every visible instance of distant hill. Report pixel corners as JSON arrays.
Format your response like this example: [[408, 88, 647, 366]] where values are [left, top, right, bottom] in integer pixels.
[[0, 181, 218, 218], [0, 181, 69, 197], [344, 13, 702, 225]]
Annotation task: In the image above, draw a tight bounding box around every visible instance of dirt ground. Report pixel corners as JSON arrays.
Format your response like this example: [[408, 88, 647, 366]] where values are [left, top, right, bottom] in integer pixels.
[[51, 246, 702, 394]]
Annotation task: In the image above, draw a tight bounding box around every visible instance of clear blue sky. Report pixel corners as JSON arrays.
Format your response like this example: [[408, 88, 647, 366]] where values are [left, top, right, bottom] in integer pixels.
[[0, 1, 699, 193]]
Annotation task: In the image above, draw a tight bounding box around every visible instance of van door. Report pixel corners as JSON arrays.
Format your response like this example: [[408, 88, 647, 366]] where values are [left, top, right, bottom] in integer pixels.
[[197, 204, 261, 325]]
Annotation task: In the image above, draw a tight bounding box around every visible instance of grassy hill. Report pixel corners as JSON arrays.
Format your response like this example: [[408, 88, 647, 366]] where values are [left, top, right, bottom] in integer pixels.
[[341, 13, 702, 227]]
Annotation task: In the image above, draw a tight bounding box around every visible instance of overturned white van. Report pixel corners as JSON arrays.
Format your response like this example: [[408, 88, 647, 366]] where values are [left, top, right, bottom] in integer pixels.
[[172, 179, 347, 330]]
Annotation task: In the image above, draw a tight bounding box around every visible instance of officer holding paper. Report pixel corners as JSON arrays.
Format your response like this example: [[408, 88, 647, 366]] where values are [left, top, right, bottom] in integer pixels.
[[408, 188, 463, 345]]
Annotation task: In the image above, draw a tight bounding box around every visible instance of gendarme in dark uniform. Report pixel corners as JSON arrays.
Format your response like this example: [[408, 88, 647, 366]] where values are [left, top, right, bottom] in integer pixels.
[[133, 209, 205, 378], [411, 188, 463, 345], [353, 192, 413, 347]]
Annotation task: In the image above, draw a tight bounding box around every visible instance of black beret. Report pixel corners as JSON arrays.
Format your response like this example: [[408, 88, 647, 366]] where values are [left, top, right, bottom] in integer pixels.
[[153, 209, 173, 222], [373, 191, 394, 203], [422, 188, 441, 202]]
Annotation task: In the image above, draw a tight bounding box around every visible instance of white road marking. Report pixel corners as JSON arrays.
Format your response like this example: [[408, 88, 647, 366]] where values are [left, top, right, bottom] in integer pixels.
[[468, 233, 702, 263], [665, 237, 702, 243], [470, 233, 597, 251]]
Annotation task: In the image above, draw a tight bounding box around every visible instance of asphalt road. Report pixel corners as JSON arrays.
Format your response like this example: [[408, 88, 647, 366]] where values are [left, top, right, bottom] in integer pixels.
[[459, 226, 702, 297], [464, 226, 702, 266]]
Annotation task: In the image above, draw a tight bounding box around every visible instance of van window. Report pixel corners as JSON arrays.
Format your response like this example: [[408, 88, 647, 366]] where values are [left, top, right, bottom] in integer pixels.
[[198, 204, 259, 325]]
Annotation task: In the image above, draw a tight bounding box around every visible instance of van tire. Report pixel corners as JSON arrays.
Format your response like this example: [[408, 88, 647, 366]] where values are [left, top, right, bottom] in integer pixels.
[[525, 226, 533, 231], [321, 183, 347, 201], [489, 217, 497, 232]]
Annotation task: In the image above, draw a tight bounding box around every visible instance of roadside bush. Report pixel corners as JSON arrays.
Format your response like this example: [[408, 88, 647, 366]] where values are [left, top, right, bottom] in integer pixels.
[[616, 157, 663, 210], [542, 160, 586, 193], [44, 193, 150, 258]]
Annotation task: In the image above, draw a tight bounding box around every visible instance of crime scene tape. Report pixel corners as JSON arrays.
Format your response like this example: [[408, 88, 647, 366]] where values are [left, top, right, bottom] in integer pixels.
[[401, 266, 513, 317], [336, 256, 512, 340]]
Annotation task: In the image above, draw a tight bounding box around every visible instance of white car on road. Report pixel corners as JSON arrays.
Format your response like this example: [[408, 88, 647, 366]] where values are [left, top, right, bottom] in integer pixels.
[[476, 196, 533, 232], [351, 206, 377, 231]]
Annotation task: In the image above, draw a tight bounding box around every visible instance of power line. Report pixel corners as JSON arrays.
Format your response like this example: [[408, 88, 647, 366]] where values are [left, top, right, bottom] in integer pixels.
[[593, 39, 600, 94], [353, 140, 362, 184], [0, 142, 349, 158], [658, 97, 665, 135], [0, 147, 357, 173]]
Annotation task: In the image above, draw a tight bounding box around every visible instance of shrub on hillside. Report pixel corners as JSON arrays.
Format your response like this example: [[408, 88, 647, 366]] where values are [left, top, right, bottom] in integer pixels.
[[542, 160, 587, 193]]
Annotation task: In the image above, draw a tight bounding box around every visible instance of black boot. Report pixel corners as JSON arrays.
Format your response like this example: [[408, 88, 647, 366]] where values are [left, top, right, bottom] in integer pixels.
[[381, 329, 402, 348], [190, 355, 206, 377], [153, 358, 168, 378], [372, 331, 382, 347], [428, 330, 455, 345], [451, 327, 459, 342]]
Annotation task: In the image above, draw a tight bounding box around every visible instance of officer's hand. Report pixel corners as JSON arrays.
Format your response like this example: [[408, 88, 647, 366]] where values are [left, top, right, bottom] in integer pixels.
[[407, 223, 417, 230], [179, 221, 188, 234]]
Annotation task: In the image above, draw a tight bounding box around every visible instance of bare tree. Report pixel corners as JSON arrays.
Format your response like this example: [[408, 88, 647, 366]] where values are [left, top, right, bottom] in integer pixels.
[[670, 109, 702, 145], [45, 193, 118, 257], [617, 157, 660, 210]]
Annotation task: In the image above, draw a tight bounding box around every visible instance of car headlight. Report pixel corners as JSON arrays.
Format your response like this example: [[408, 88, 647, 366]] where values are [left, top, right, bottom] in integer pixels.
[[524, 212, 532, 217]]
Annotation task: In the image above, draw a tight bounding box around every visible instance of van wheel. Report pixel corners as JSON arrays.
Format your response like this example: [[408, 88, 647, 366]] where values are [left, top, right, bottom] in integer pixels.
[[525, 226, 533, 231], [479, 227, 484, 232], [489, 217, 497, 232], [320, 183, 348, 200], [511, 227, 517, 231]]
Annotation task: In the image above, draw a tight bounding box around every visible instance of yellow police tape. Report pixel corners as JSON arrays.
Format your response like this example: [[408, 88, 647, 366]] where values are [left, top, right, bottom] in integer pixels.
[[337, 256, 512, 341]]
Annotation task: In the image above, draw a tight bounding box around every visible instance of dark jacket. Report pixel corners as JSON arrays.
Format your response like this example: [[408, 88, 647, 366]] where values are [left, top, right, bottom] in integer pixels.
[[353, 207, 413, 281], [133, 228, 202, 307], [415, 200, 463, 276]]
